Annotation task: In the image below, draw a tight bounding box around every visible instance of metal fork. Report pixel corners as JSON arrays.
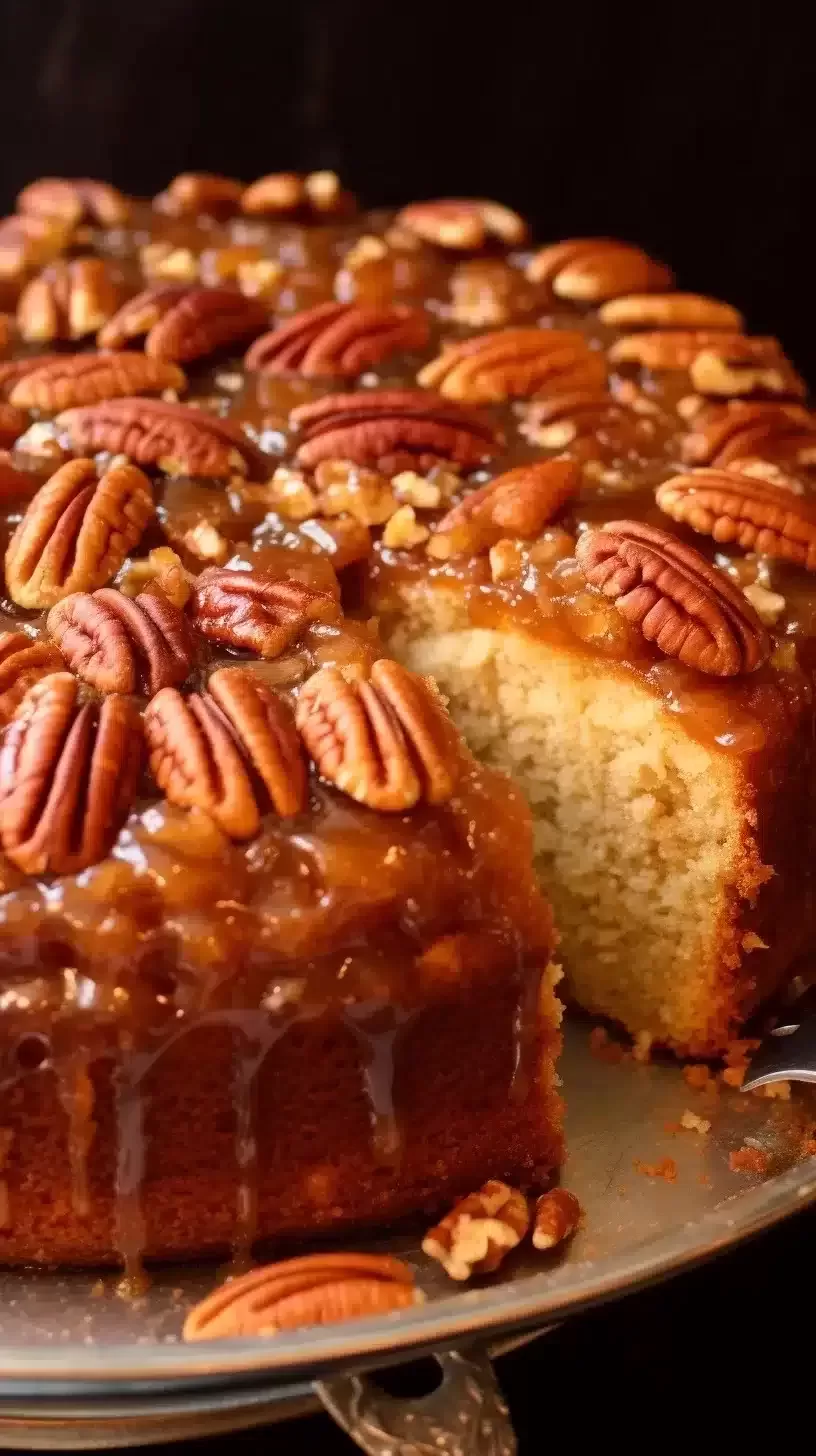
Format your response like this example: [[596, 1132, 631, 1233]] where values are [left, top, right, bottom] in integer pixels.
[[741, 984, 816, 1091]]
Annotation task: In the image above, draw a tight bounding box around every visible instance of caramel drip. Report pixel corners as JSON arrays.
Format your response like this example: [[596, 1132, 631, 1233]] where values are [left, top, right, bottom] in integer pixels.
[[344, 1004, 415, 1165], [56, 1052, 96, 1218], [113, 1051, 150, 1297], [510, 951, 544, 1105], [229, 1024, 269, 1272]]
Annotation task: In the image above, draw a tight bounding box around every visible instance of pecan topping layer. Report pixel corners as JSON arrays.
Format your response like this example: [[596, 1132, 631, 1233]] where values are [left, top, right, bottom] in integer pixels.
[[145, 670, 306, 837], [191, 567, 341, 657], [417, 327, 606, 404], [427, 460, 580, 559], [395, 199, 527, 250], [575, 519, 769, 676], [422, 1180, 530, 1280], [47, 588, 195, 695], [0, 632, 65, 726], [154, 172, 244, 217], [56, 398, 263, 478], [681, 402, 816, 468], [599, 292, 743, 331], [296, 659, 458, 811], [245, 301, 429, 378], [290, 389, 500, 474], [526, 239, 673, 300], [656, 468, 816, 571], [17, 259, 120, 342], [5, 458, 154, 608], [99, 285, 267, 363], [0, 672, 142, 874], [8, 353, 185, 412], [183, 1253, 416, 1340], [17, 177, 130, 228]]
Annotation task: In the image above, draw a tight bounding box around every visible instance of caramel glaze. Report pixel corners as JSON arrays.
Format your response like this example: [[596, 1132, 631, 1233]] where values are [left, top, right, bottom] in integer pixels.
[[2, 194, 815, 1264]]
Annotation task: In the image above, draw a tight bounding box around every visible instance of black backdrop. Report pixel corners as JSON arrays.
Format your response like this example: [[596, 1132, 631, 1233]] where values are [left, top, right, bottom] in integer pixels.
[[1, 0, 815, 373]]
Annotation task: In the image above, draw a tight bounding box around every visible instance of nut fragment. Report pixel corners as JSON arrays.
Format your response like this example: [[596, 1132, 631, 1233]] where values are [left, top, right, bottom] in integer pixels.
[[532, 1189, 582, 1250], [183, 1253, 416, 1340], [154, 172, 243, 217], [395, 199, 527, 250], [296, 659, 458, 811], [422, 1180, 530, 1280], [575, 519, 769, 676], [8, 353, 185, 413], [241, 170, 355, 218], [56, 398, 263, 478], [381, 504, 429, 549], [191, 567, 341, 658], [5, 458, 154, 608], [428, 460, 579, 560], [17, 177, 130, 228], [100, 285, 267, 363], [246, 301, 429, 378], [116, 545, 194, 607], [290, 389, 500, 474], [418, 327, 606, 404], [0, 632, 65, 726], [655, 468, 816, 571], [599, 293, 743, 331], [17, 259, 120, 342], [47, 588, 194, 695], [313, 459, 398, 525], [140, 242, 199, 283], [0, 673, 142, 874], [526, 239, 673, 300]]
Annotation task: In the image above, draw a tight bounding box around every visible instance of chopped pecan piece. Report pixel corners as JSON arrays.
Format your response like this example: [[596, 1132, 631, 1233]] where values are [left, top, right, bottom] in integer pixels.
[[656, 467, 816, 571], [5, 458, 154, 608], [99, 285, 267, 363], [681, 401, 816, 468], [290, 389, 500, 474], [599, 292, 743, 331], [8, 353, 185, 412], [0, 214, 72, 280], [241, 169, 355, 218], [47, 587, 194, 695], [296, 659, 458, 811], [117, 545, 194, 608], [422, 1180, 530, 1280], [0, 632, 66, 726], [56, 398, 263, 478], [0, 672, 142, 874], [532, 1189, 582, 1250], [145, 670, 306, 837], [395, 199, 527, 250], [526, 238, 673, 300], [153, 172, 244, 217], [575, 519, 769, 676], [16, 177, 130, 229], [17, 259, 120, 342], [0, 402, 26, 449], [183, 1253, 416, 1340], [191, 567, 341, 658], [245, 301, 429, 378], [417, 327, 606, 404], [427, 460, 579, 559]]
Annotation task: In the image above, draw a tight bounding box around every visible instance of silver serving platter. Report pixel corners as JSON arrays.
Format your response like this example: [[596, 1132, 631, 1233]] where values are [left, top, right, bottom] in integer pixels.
[[1, 1015, 814, 1448]]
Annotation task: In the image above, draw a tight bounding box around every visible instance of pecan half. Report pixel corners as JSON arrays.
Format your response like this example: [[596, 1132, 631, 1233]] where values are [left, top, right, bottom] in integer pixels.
[[5, 458, 154, 608], [191, 567, 341, 657], [417, 327, 606, 404], [689, 344, 805, 400], [0, 354, 63, 398], [56, 398, 263, 478], [599, 292, 743, 331], [0, 673, 142, 874], [532, 1189, 582, 1250], [0, 402, 26, 449], [655, 468, 816, 571], [290, 389, 500, 474], [17, 177, 130, 229], [0, 214, 72, 281], [241, 169, 355, 218], [575, 519, 769, 675], [681, 402, 816, 468], [183, 1253, 416, 1341], [99, 285, 267, 363], [395, 199, 527, 250], [8, 353, 185, 412], [145, 671, 306, 836], [422, 1180, 530, 1280], [526, 239, 673, 300], [153, 172, 244, 217], [245, 301, 430, 378], [296, 659, 458, 811], [427, 460, 580, 559], [609, 330, 786, 371], [0, 632, 65, 727], [47, 587, 194, 695], [17, 259, 120, 342]]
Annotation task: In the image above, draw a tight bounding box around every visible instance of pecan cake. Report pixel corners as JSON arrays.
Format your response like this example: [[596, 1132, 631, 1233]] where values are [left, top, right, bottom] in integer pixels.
[[0, 168, 811, 1263]]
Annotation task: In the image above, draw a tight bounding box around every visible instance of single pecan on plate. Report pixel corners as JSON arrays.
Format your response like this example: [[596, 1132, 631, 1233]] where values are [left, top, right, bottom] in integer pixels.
[[0, 632, 65, 727], [8, 353, 185, 413], [190, 566, 341, 658], [241, 169, 355, 218], [56, 398, 264, 479], [17, 259, 121, 343], [0, 401, 26, 449], [296, 658, 458, 811], [575, 519, 769, 675], [422, 1180, 530, 1281], [245, 300, 430, 378], [16, 177, 131, 229], [681, 401, 816, 468], [145, 667, 307, 838], [394, 198, 527, 250], [5, 457, 154, 608], [153, 172, 244, 217], [0, 672, 142, 874], [0, 214, 72, 281], [532, 1189, 582, 1251], [598, 292, 743, 332], [47, 587, 194, 695], [183, 1252, 417, 1341], [98, 284, 268, 363], [656, 467, 816, 571], [290, 389, 501, 474], [417, 327, 607, 404], [427, 460, 580, 560], [526, 239, 674, 300]]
